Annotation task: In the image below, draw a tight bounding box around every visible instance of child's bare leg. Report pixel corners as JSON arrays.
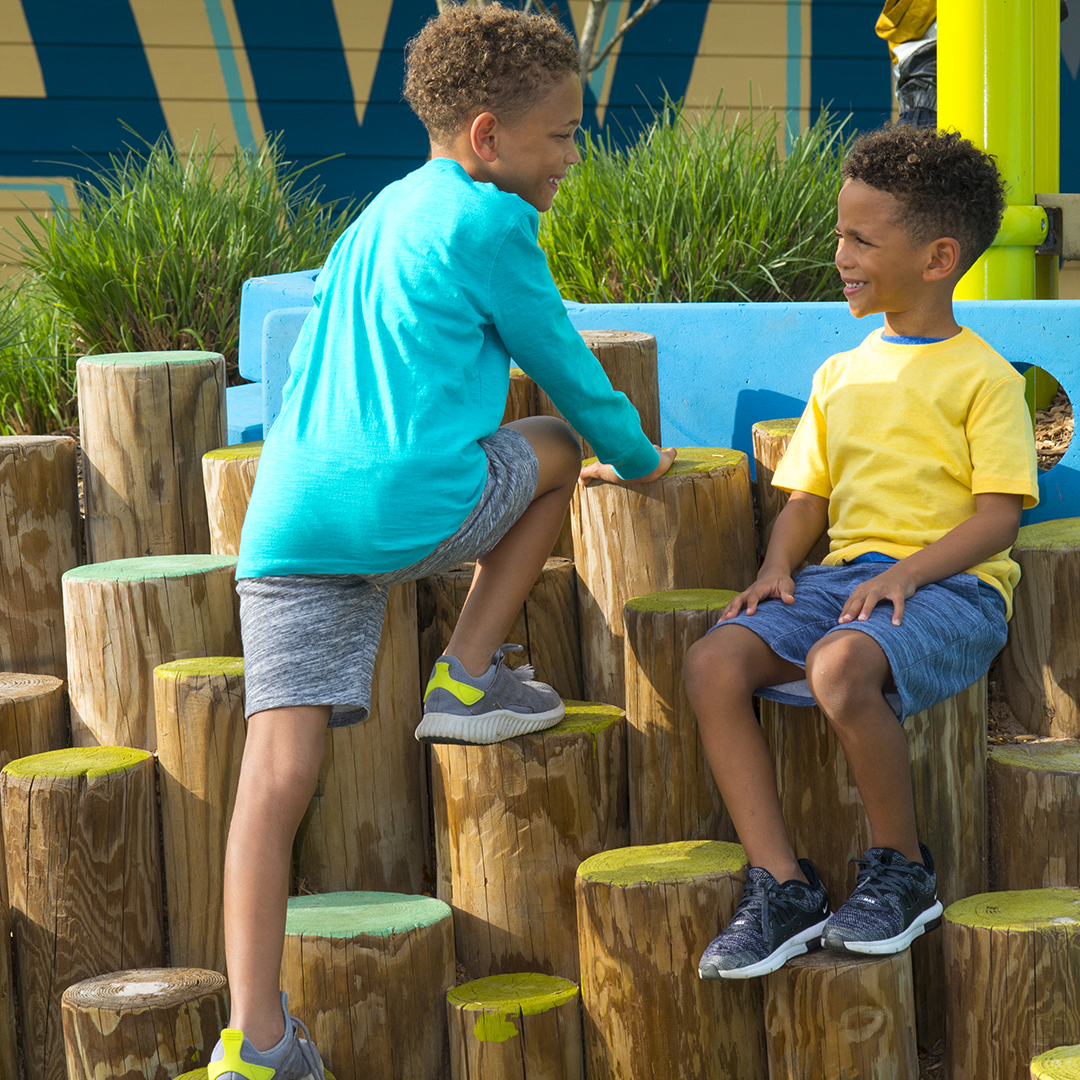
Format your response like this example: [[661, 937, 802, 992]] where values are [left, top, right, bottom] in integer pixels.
[[445, 416, 580, 677], [805, 630, 921, 864], [684, 625, 807, 882], [222, 705, 330, 1049]]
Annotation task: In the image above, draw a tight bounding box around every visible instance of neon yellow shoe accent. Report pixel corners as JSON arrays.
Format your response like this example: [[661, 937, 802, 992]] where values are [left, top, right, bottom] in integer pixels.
[[424, 660, 485, 705], [207, 1030, 276, 1080]]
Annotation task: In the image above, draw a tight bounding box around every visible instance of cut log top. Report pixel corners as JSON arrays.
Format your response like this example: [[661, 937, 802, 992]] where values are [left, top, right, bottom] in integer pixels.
[[285, 891, 452, 938], [62, 967, 226, 1010], [0, 672, 63, 701], [1013, 516, 1080, 550], [753, 418, 800, 438], [78, 351, 224, 367], [577, 839, 747, 887], [543, 700, 624, 738], [1031, 1044, 1080, 1078], [582, 447, 744, 475], [203, 441, 263, 462], [63, 554, 238, 582], [625, 589, 737, 613], [990, 743, 1080, 771], [448, 972, 579, 1021], [2, 745, 151, 779], [156, 657, 245, 680], [946, 889, 1080, 929], [0, 434, 76, 450]]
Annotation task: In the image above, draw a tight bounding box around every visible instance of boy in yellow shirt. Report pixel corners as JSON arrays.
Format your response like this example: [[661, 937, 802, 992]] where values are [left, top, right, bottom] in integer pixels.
[[689, 125, 1039, 979]]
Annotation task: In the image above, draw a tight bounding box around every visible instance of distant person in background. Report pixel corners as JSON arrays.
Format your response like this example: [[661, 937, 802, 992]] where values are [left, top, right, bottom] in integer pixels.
[[876, 0, 937, 128]]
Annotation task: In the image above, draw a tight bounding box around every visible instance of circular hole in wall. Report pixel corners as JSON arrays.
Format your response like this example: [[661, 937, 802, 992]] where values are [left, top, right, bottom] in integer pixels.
[[1035, 383, 1073, 472]]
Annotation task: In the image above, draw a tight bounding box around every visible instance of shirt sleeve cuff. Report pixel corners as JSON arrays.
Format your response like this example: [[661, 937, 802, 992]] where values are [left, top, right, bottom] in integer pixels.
[[611, 441, 661, 481]]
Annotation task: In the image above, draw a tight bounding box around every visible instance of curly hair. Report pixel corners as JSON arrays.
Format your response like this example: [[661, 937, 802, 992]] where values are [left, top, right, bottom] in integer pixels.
[[404, 4, 579, 143], [841, 126, 1007, 273]]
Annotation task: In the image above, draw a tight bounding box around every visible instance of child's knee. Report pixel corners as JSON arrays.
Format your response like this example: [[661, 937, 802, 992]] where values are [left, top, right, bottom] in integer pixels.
[[805, 632, 889, 719]]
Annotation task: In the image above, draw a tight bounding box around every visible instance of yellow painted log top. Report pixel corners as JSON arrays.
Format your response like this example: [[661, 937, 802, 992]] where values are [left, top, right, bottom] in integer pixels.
[[753, 417, 800, 437], [1014, 517, 1080, 551], [155, 657, 245, 680], [1032, 1044, 1080, 1079], [945, 889, 1080, 930], [578, 839, 747, 886], [3, 745, 151, 778], [582, 447, 744, 475], [625, 588, 738, 613], [989, 742, 1080, 772], [203, 441, 264, 461]]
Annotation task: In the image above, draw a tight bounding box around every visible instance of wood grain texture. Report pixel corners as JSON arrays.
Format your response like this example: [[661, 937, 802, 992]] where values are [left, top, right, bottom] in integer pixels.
[[0, 435, 80, 679], [0, 820, 18, 1080], [622, 590, 737, 846], [572, 448, 756, 708], [201, 441, 261, 556], [1001, 519, 1080, 736], [280, 892, 455, 1080], [575, 841, 766, 1080], [945, 890, 1080, 1080], [764, 950, 918, 1079], [0, 671, 67, 763], [294, 583, 430, 895], [1, 747, 165, 1080], [417, 557, 583, 699], [431, 702, 628, 982], [989, 743, 1080, 890], [155, 658, 246, 974], [62, 967, 227, 1080], [751, 419, 830, 566], [760, 677, 987, 1049], [78, 351, 225, 561], [502, 367, 536, 425], [63, 555, 242, 751], [448, 973, 583, 1080]]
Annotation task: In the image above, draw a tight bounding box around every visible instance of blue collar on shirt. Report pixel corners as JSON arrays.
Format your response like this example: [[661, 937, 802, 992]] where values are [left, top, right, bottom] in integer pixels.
[[881, 334, 947, 345]]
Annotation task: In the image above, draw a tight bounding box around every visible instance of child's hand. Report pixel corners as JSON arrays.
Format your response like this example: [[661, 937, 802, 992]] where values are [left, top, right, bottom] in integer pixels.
[[838, 566, 917, 626], [578, 446, 677, 486], [719, 573, 796, 619]]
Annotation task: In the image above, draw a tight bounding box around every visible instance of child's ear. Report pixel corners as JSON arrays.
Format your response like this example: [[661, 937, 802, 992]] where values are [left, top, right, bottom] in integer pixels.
[[924, 237, 962, 281], [470, 112, 499, 163]]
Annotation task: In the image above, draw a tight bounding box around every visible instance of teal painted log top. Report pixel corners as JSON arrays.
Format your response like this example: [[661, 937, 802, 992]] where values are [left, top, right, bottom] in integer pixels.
[[64, 555, 237, 582], [285, 891, 452, 938]]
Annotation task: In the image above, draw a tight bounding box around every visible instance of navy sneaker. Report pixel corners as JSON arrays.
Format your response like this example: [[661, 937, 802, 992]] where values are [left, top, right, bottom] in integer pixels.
[[698, 858, 830, 980], [822, 843, 943, 955]]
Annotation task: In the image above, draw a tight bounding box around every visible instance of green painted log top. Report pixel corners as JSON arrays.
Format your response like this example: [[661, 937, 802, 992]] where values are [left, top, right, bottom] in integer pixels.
[[156, 657, 245, 680], [582, 447, 743, 475], [1014, 517, 1080, 551], [945, 889, 1080, 930], [448, 974, 578, 1044], [753, 418, 800, 437], [64, 554, 238, 582], [285, 891, 451, 939], [989, 742, 1080, 772], [626, 588, 738, 613], [3, 746, 151, 779], [79, 351, 223, 366], [578, 840, 747, 886], [1032, 1045, 1080, 1078], [203, 441, 264, 461], [550, 700, 623, 736]]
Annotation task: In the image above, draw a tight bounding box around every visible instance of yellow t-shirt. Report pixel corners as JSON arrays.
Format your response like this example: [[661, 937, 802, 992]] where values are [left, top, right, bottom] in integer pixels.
[[772, 327, 1039, 617]]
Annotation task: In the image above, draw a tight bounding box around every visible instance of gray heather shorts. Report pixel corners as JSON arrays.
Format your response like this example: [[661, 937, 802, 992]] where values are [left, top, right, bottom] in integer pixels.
[[237, 427, 539, 726]]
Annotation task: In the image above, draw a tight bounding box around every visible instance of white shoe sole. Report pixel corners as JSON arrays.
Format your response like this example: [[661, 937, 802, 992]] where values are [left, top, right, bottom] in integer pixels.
[[415, 702, 566, 745], [699, 915, 830, 980], [823, 900, 944, 955]]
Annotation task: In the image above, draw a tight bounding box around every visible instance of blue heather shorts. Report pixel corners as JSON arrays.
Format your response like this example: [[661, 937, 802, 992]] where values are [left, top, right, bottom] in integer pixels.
[[711, 557, 1007, 721]]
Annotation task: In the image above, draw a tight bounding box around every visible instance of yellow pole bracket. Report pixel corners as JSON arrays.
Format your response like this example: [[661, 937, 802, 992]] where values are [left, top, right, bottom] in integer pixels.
[[991, 205, 1050, 247]]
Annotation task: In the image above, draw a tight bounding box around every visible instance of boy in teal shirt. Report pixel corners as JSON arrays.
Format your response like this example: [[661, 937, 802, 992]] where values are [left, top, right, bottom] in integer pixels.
[[213, 6, 673, 1077]]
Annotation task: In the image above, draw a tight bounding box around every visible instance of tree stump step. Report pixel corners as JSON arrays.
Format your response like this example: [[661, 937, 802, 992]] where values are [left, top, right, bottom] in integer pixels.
[[202, 440, 262, 556], [431, 700, 628, 982], [575, 840, 767, 1080], [0, 671, 67, 764], [448, 973, 582, 1080], [1031, 1044, 1080, 1078], [281, 891, 455, 1080]]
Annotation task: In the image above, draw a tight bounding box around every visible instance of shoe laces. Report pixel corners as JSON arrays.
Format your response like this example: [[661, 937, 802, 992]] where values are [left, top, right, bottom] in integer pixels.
[[494, 643, 535, 682], [288, 1013, 324, 1079], [848, 851, 925, 908], [729, 870, 808, 942]]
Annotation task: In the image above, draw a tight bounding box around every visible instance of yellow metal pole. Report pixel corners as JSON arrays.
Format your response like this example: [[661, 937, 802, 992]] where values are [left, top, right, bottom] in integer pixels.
[[1033, 0, 1060, 299]]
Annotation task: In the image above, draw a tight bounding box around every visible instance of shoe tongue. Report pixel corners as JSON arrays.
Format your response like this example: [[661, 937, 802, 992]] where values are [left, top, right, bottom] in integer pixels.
[[867, 847, 908, 866], [746, 866, 777, 886]]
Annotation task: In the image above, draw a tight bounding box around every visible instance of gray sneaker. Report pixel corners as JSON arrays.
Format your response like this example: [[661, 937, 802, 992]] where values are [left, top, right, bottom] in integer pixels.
[[416, 643, 565, 745], [208, 992, 325, 1080]]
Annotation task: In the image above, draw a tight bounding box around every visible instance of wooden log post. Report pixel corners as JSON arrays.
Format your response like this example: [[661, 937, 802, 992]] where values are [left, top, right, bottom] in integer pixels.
[[759, 676, 987, 1049], [294, 583, 430, 895], [78, 351, 226, 562], [431, 701, 628, 982], [417, 557, 583, 700], [448, 973, 583, 1080], [1001, 517, 1080, 737], [989, 742, 1080, 890], [280, 891, 455, 1080], [1, 746, 165, 1080], [1031, 1045, 1080, 1078], [576, 840, 767, 1080], [572, 448, 756, 708], [0, 671, 67, 763], [622, 589, 737, 846], [155, 657, 246, 974], [202, 441, 262, 556], [764, 950, 918, 1079], [0, 820, 18, 1080], [502, 366, 536, 425], [62, 968, 228, 1080], [63, 554, 241, 751], [751, 419, 830, 565], [945, 890, 1080, 1080], [0, 435, 80, 680]]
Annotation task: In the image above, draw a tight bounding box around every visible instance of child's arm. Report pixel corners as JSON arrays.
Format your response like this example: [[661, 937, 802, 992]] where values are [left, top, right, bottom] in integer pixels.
[[838, 491, 1023, 626], [720, 489, 830, 618], [578, 446, 678, 485]]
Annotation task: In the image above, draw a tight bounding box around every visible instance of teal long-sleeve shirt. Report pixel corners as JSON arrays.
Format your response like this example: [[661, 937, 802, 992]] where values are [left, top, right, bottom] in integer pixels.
[[236, 158, 659, 579]]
